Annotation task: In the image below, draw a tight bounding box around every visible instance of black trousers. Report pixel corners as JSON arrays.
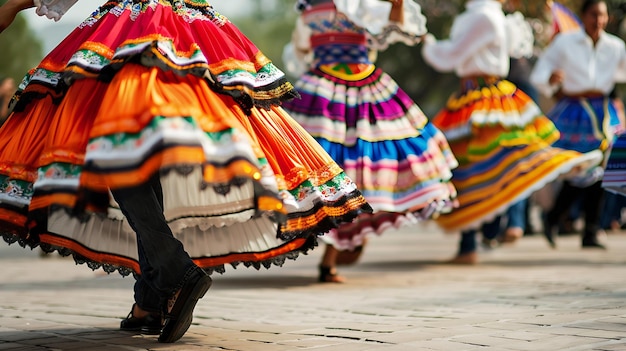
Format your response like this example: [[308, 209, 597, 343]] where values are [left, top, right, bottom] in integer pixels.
[[546, 180, 604, 241], [111, 175, 200, 313]]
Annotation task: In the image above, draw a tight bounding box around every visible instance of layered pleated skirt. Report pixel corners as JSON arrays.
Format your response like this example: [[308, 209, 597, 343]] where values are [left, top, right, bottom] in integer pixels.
[[551, 95, 626, 194], [282, 67, 458, 249], [550, 96, 622, 190], [0, 0, 371, 275], [431, 77, 602, 232], [547, 95, 620, 153]]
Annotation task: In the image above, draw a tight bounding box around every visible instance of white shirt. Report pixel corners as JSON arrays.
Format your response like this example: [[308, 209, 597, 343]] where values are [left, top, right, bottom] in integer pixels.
[[530, 29, 626, 97], [421, 0, 509, 78], [334, 0, 426, 38]]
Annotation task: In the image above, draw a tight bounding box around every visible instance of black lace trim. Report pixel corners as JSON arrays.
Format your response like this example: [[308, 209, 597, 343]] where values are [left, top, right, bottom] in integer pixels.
[[1, 230, 318, 277], [279, 189, 373, 241]]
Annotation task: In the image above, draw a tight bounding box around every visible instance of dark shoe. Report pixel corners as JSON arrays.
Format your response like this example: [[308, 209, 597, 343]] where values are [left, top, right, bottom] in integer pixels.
[[582, 241, 606, 249], [120, 304, 162, 335], [582, 239, 607, 250], [318, 265, 345, 283], [582, 228, 607, 250], [158, 271, 212, 343], [542, 216, 557, 249]]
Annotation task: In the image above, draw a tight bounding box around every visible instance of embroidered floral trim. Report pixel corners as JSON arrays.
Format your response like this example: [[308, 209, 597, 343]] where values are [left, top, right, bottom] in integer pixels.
[[0, 176, 34, 203]]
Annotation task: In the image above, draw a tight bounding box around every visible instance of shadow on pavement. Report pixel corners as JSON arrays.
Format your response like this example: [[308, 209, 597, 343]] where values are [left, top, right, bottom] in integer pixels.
[[0, 329, 200, 349], [212, 275, 318, 290]]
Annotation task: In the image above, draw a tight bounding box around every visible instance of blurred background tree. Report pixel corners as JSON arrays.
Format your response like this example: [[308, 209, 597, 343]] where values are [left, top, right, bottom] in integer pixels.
[[0, 0, 43, 83]]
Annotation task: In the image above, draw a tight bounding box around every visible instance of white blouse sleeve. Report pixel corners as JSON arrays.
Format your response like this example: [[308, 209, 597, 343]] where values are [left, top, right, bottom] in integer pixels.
[[334, 0, 427, 49], [421, 13, 497, 73], [34, 0, 79, 22], [530, 35, 565, 97], [334, 0, 392, 35], [505, 11, 534, 59], [614, 40, 626, 83], [281, 16, 313, 77]]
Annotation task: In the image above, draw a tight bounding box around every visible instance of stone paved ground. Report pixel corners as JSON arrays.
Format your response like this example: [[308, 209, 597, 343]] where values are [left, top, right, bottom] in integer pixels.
[[1, 222, 625, 351]]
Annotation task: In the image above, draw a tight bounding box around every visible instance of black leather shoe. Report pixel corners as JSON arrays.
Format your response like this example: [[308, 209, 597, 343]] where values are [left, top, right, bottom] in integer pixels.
[[158, 271, 212, 343], [120, 304, 162, 335], [582, 240, 607, 250], [582, 228, 607, 249], [542, 216, 557, 249]]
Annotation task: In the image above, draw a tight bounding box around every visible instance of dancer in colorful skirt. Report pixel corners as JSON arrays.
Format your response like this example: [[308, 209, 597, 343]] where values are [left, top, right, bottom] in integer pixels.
[[0, 0, 372, 342], [422, 0, 603, 264], [281, 0, 459, 282], [531, 0, 626, 250]]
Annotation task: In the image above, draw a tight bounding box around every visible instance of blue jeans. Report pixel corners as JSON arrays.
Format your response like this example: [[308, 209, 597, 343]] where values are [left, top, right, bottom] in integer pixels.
[[600, 191, 626, 229], [458, 199, 528, 255], [546, 180, 604, 241], [111, 175, 201, 313], [506, 199, 527, 230], [459, 218, 500, 254]]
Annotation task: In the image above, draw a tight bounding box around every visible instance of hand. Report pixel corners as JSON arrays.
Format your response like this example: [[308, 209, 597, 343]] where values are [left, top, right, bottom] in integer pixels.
[[0, 4, 19, 33], [35, 0, 79, 22], [549, 70, 564, 86], [0, 0, 35, 34], [387, 0, 403, 23]]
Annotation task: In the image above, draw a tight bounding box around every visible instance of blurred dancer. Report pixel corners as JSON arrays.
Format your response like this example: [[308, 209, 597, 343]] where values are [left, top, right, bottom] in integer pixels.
[[422, 0, 602, 264], [282, 0, 458, 281], [531, 0, 626, 249]]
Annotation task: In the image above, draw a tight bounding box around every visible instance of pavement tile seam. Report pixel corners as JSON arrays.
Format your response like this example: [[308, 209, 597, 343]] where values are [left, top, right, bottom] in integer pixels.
[[2, 230, 626, 350]]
